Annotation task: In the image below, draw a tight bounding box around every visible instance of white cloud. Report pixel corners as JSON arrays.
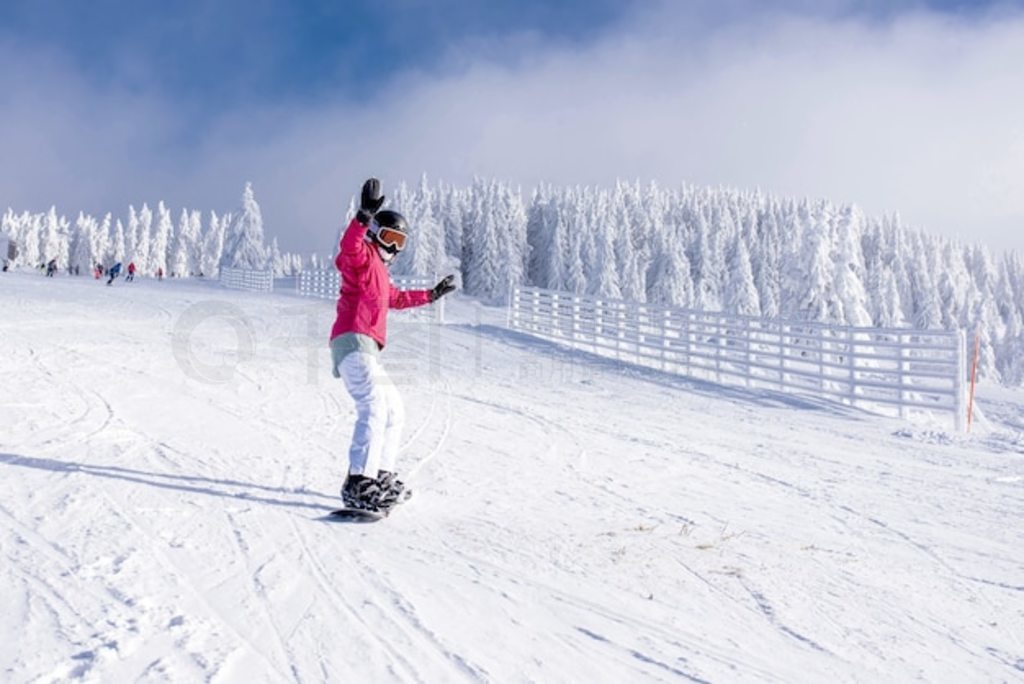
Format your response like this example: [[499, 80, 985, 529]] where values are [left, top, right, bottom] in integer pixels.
[[2, 6, 1023, 253]]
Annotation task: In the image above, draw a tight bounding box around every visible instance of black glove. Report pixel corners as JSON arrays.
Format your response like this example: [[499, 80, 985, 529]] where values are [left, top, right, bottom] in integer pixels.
[[356, 178, 385, 225], [429, 274, 457, 302]]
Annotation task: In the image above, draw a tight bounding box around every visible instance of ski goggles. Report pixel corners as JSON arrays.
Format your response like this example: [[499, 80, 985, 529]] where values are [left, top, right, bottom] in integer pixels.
[[375, 226, 407, 252]]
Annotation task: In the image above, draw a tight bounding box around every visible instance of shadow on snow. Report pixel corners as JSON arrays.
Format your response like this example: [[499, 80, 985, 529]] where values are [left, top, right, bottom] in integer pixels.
[[0, 452, 335, 512], [459, 323, 874, 421]]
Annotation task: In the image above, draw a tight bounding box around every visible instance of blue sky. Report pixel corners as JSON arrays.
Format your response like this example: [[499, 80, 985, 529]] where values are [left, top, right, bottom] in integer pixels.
[[0, 0, 626, 114], [1, 0, 1023, 252]]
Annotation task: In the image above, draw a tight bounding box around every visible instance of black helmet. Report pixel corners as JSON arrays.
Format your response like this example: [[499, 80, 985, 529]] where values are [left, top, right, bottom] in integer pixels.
[[374, 210, 407, 232], [371, 210, 409, 254]]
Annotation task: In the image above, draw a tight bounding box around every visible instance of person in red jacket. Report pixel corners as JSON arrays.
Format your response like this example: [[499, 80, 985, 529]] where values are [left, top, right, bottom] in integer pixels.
[[126, 261, 136, 282], [331, 178, 456, 511]]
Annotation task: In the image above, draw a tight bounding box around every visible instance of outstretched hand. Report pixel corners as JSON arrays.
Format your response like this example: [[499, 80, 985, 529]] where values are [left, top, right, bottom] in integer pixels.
[[357, 178, 385, 225], [430, 274, 457, 302]]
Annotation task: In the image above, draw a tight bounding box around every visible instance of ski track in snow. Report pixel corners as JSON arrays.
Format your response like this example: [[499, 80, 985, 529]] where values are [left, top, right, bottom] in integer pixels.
[[2, 272, 1024, 682]]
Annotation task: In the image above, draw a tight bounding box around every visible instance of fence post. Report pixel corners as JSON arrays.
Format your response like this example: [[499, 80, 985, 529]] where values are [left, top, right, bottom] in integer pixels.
[[954, 329, 966, 432], [847, 327, 856, 407], [572, 296, 580, 343], [636, 305, 645, 366], [508, 287, 518, 329], [536, 286, 544, 331], [712, 316, 719, 381], [617, 302, 626, 361], [898, 333, 908, 419], [684, 312, 692, 376], [744, 318, 753, 388], [774, 321, 782, 389], [817, 325, 825, 393], [661, 309, 670, 372], [552, 292, 561, 338]]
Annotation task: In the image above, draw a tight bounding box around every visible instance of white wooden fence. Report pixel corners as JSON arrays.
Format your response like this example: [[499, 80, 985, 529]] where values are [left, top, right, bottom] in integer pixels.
[[296, 269, 444, 322], [220, 267, 274, 292], [509, 286, 968, 430]]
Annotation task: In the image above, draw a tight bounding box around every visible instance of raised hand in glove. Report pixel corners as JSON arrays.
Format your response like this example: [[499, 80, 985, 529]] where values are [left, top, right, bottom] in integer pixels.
[[430, 274, 457, 302], [356, 178, 385, 225]]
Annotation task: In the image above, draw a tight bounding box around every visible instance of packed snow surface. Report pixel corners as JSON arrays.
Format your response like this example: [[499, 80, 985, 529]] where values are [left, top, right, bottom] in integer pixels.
[[1, 271, 1022, 683]]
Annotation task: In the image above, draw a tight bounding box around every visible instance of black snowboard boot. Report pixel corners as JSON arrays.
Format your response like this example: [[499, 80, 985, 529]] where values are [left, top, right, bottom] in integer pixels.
[[341, 474, 384, 511], [377, 470, 410, 505]]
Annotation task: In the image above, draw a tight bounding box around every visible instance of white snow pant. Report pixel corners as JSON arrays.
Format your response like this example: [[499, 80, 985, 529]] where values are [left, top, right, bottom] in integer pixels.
[[337, 351, 405, 477]]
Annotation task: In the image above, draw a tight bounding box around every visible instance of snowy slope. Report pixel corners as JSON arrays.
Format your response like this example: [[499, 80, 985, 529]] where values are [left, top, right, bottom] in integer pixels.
[[1, 271, 1022, 683]]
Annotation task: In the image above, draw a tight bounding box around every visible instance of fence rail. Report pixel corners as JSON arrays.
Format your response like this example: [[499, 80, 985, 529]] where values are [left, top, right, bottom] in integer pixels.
[[220, 267, 274, 292], [296, 269, 444, 322], [509, 286, 967, 430]]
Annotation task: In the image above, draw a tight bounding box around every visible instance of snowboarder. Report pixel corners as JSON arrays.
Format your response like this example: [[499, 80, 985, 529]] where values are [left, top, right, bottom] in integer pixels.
[[107, 262, 122, 286], [331, 178, 456, 512], [126, 262, 136, 282]]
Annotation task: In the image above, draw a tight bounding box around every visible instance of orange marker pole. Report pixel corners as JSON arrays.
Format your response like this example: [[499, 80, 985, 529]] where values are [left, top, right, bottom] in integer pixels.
[[967, 331, 981, 431]]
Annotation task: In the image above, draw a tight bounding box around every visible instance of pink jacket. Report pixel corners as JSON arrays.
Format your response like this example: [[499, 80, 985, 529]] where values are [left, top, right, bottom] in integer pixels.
[[330, 217, 432, 348]]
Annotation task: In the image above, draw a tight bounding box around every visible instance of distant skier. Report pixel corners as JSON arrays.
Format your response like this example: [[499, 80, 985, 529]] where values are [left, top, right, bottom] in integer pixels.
[[157, 267, 164, 280], [331, 178, 456, 511], [126, 262, 136, 282], [46, 259, 57, 277], [107, 261, 122, 286]]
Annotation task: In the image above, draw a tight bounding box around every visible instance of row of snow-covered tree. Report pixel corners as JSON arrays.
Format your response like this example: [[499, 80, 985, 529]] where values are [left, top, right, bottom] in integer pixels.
[[0, 183, 302, 279], [371, 176, 1024, 384], [3, 176, 1023, 383]]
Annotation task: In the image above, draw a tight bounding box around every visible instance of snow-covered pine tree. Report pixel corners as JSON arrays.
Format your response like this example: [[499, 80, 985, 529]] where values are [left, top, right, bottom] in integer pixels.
[[220, 183, 268, 270], [149, 201, 173, 275], [996, 254, 1023, 340], [1, 210, 16, 265], [563, 191, 588, 295], [587, 209, 622, 299], [937, 241, 970, 330], [525, 185, 551, 286], [832, 205, 871, 326], [268, 238, 285, 276], [201, 211, 227, 277], [495, 181, 528, 295], [526, 186, 568, 292], [726, 237, 760, 316], [908, 231, 942, 330], [878, 264, 903, 328], [435, 183, 466, 263], [546, 203, 569, 292], [754, 205, 782, 319], [39, 207, 66, 268], [611, 181, 646, 303], [23, 213, 42, 268], [646, 222, 693, 308], [70, 213, 96, 274], [795, 203, 837, 322], [170, 208, 201, 277], [125, 206, 138, 269], [136, 204, 153, 275], [461, 180, 504, 299], [691, 208, 720, 311]]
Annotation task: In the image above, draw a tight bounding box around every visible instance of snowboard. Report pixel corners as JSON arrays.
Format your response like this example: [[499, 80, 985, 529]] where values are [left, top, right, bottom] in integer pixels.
[[328, 507, 388, 522], [327, 489, 412, 522]]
